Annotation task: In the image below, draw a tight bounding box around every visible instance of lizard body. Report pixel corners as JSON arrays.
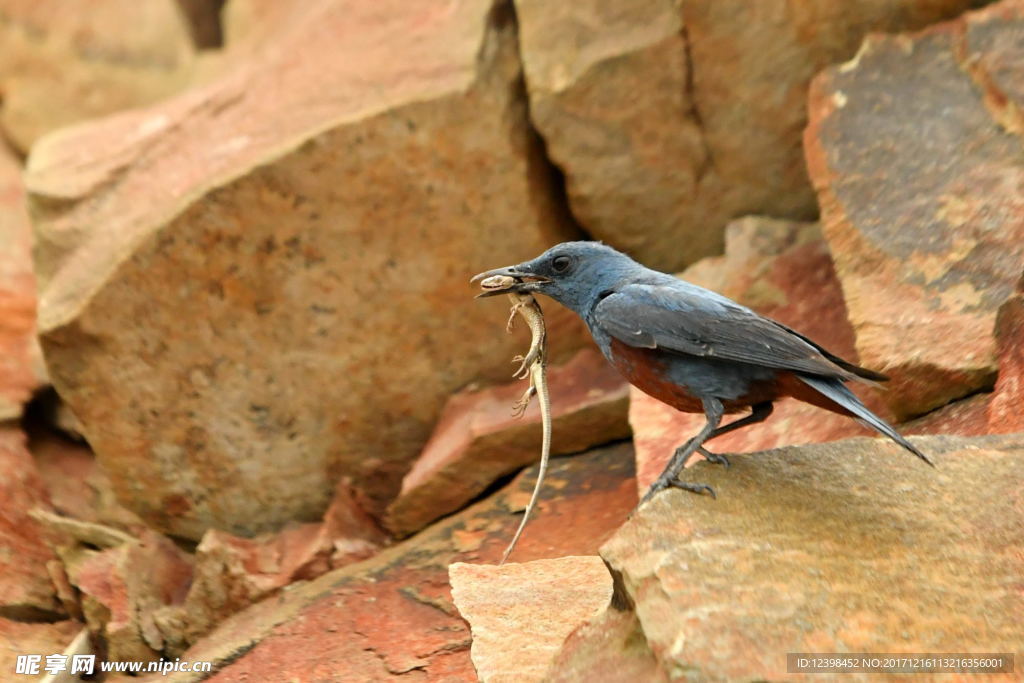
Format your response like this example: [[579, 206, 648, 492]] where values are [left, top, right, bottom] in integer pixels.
[[476, 274, 552, 564], [500, 292, 550, 564]]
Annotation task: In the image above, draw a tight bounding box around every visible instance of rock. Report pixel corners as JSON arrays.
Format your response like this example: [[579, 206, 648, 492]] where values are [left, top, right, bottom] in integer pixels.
[[449, 556, 613, 683], [146, 443, 636, 682], [903, 392, 990, 437], [602, 434, 1024, 680], [514, 0, 982, 272], [0, 143, 45, 420], [64, 529, 193, 662], [174, 0, 225, 49], [27, 0, 584, 539], [630, 217, 874, 492], [0, 618, 82, 678], [0, 427, 62, 620], [386, 348, 629, 536], [0, 0, 200, 152], [180, 479, 384, 646], [513, 0, 712, 271], [897, 275, 1024, 436], [546, 606, 664, 683], [988, 291, 1024, 433], [805, 3, 1024, 419], [31, 509, 136, 549], [220, 0, 305, 51], [30, 430, 146, 531]]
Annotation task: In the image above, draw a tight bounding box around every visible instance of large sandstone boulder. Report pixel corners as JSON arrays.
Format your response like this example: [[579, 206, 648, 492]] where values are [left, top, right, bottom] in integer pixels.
[[0, 0, 200, 153], [598, 434, 1024, 680], [27, 0, 584, 539], [514, 0, 983, 271], [805, 0, 1024, 419]]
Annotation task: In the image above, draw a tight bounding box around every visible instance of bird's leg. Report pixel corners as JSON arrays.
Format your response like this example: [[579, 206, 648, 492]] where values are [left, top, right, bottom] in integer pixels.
[[695, 402, 774, 468], [641, 398, 724, 505], [709, 402, 774, 440]]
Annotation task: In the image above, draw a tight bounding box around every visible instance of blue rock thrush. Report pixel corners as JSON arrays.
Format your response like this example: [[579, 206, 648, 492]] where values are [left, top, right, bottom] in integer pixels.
[[473, 241, 932, 503]]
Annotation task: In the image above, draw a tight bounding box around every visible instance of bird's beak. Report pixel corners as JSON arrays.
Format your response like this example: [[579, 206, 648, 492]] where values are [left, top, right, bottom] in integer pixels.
[[470, 264, 551, 298]]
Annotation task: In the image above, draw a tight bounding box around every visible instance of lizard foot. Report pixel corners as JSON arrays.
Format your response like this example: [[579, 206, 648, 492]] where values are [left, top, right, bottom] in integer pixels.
[[511, 354, 531, 379], [511, 386, 536, 417], [505, 302, 526, 333]]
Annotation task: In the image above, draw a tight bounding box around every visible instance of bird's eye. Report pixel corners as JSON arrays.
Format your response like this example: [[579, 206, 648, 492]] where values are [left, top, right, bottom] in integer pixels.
[[552, 255, 571, 273]]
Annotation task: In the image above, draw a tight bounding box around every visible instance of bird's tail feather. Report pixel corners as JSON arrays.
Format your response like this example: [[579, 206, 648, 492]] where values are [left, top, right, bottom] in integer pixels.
[[797, 374, 934, 467]]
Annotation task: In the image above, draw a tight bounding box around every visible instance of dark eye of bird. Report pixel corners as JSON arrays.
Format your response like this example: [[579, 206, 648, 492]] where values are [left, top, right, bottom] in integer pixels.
[[552, 255, 571, 272]]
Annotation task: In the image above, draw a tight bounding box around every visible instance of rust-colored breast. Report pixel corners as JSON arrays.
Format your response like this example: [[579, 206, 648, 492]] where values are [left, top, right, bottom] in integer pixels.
[[607, 339, 707, 413]]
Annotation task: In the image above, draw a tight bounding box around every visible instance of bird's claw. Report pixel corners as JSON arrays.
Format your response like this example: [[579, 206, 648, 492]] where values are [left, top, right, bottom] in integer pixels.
[[640, 477, 716, 505], [698, 447, 730, 468], [666, 479, 717, 499]]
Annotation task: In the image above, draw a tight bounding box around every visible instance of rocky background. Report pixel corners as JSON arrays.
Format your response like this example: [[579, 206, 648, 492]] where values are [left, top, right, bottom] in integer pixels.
[[1, 0, 1022, 680]]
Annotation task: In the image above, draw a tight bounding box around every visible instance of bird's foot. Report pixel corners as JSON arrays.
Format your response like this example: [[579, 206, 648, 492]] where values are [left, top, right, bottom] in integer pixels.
[[698, 447, 730, 468], [639, 477, 716, 505]]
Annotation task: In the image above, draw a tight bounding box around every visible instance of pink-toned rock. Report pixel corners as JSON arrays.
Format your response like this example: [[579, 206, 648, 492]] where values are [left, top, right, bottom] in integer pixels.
[[148, 443, 637, 682], [604, 435, 1024, 680], [30, 430, 145, 531], [0, 0, 200, 152], [0, 618, 83, 678], [513, 0, 982, 272], [27, 0, 585, 540], [67, 529, 193, 662], [903, 393, 991, 437], [181, 479, 384, 645], [0, 427, 62, 620], [805, 2, 1024, 419], [900, 277, 1024, 436], [0, 144, 45, 420], [386, 348, 629, 536], [988, 293, 1024, 433], [450, 556, 613, 683], [220, 0, 308, 51], [631, 218, 878, 492], [546, 607, 665, 683]]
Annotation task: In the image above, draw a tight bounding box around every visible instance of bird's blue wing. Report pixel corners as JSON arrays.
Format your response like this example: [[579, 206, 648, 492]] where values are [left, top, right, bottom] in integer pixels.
[[593, 284, 864, 381]]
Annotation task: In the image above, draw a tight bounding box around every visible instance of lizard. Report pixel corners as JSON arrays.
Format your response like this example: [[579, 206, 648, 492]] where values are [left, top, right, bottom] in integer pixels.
[[477, 274, 551, 564]]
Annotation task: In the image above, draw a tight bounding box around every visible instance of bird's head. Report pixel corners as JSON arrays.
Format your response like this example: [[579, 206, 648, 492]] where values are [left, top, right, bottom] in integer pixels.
[[472, 241, 638, 314]]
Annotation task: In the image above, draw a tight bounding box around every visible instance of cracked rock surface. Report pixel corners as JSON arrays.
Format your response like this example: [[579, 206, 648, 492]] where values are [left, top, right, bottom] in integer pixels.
[[513, 0, 982, 271], [806, 0, 1024, 419], [600, 434, 1024, 680], [27, 0, 586, 539]]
